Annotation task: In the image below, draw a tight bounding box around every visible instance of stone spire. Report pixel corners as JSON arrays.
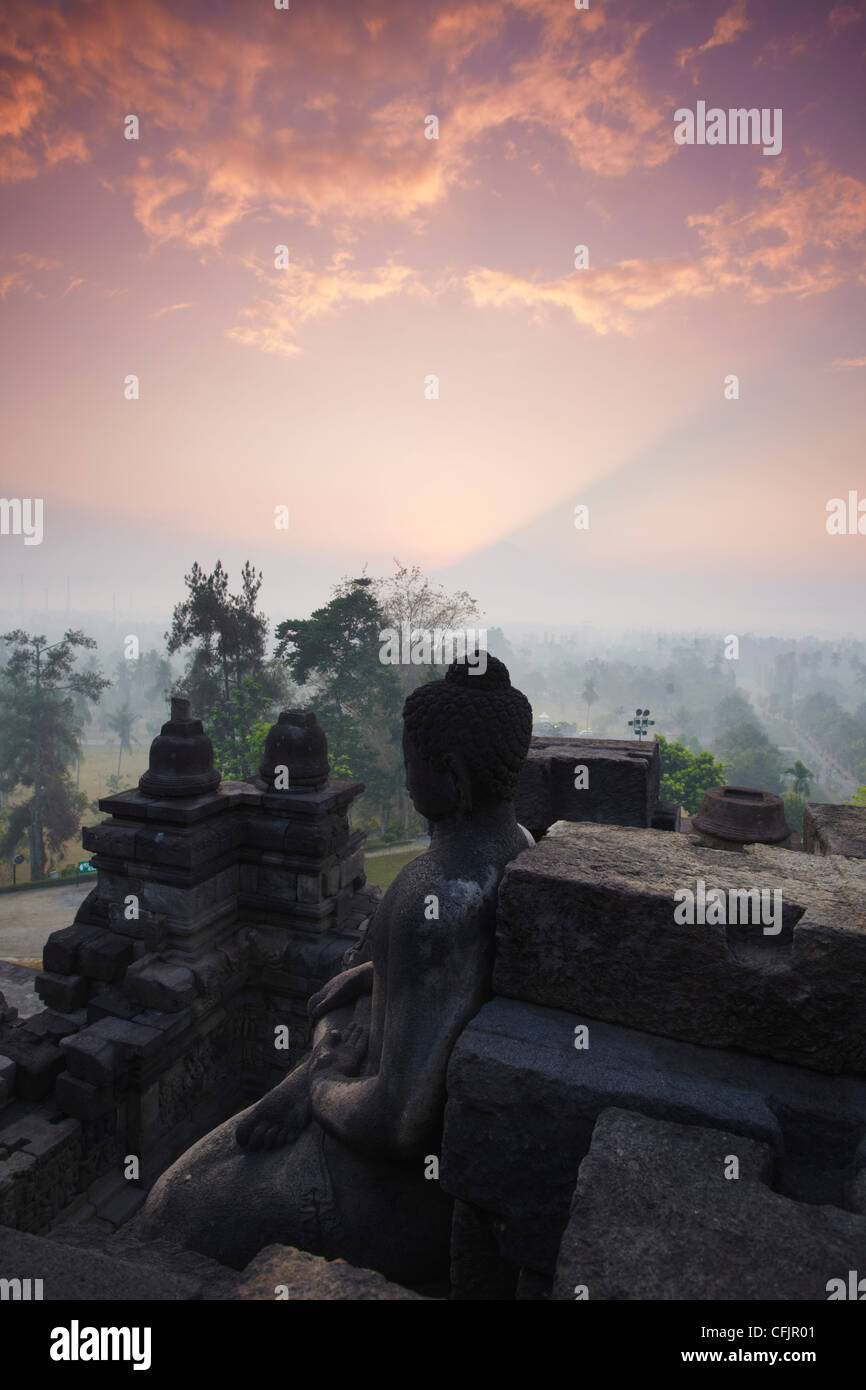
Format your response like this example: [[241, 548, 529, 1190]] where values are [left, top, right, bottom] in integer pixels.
[[258, 709, 330, 792], [139, 696, 221, 799]]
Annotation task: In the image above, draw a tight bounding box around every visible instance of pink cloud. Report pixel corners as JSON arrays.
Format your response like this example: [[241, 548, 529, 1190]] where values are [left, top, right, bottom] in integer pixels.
[[828, 4, 863, 35], [678, 0, 752, 73], [227, 255, 422, 356], [466, 163, 866, 335]]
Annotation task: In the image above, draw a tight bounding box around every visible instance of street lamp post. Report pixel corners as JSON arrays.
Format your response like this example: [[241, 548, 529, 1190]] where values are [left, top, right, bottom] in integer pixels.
[[628, 707, 655, 741]]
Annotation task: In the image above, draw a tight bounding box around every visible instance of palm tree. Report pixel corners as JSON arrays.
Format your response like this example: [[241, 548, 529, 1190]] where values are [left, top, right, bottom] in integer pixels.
[[784, 759, 815, 798], [580, 678, 599, 733], [107, 705, 138, 779]]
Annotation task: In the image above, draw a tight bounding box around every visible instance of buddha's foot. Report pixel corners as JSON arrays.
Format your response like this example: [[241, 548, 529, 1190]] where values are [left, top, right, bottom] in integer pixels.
[[235, 1085, 311, 1152]]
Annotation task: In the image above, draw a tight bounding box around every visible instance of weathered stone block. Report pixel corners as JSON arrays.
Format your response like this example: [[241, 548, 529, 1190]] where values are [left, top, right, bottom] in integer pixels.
[[804, 803, 866, 860], [296, 872, 322, 904], [493, 821, 866, 1074], [552, 1109, 866, 1301], [55, 1072, 114, 1121], [443, 996, 866, 1272], [78, 931, 135, 983], [85, 1016, 164, 1060], [253, 865, 297, 901], [124, 958, 196, 1012], [42, 923, 100, 976], [339, 849, 366, 890], [60, 1031, 122, 1088], [515, 737, 660, 839], [0, 1036, 65, 1100], [35, 972, 89, 1013]]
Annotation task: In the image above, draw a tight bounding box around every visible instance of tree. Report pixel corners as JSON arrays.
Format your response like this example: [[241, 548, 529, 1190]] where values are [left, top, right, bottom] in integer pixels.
[[656, 735, 726, 815], [715, 720, 785, 794], [167, 560, 271, 710], [783, 759, 815, 798], [0, 630, 109, 880], [580, 677, 599, 732], [276, 579, 403, 833], [781, 791, 807, 837], [106, 704, 138, 779], [167, 561, 288, 776]]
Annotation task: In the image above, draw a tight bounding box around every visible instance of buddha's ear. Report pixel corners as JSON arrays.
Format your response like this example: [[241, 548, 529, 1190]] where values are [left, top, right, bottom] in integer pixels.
[[444, 751, 473, 815]]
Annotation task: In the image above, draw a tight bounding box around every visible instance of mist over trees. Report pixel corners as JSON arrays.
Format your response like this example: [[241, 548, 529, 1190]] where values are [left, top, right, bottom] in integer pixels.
[[3, 569, 866, 878], [0, 630, 109, 879]]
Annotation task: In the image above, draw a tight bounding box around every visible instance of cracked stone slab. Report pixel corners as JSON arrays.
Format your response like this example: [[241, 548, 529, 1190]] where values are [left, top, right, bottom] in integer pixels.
[[552, 1109, 866, 1300], [493, 821, 866, 1073]]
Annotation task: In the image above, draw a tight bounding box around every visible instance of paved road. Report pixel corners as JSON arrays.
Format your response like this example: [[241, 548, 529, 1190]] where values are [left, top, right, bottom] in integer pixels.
[[0, 880, 92, 964]]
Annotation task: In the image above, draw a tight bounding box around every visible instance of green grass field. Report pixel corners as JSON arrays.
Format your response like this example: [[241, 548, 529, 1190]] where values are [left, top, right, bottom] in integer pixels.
[[362, 847, 424, 893]]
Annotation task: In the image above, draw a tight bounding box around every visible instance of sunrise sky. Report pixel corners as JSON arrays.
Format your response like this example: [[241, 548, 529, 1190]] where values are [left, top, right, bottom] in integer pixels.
[[0, 0, 864, 635]]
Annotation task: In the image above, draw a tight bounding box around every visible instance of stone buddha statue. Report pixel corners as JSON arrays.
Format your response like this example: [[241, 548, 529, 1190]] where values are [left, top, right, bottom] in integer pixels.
[[142, 655, 533, 1286]]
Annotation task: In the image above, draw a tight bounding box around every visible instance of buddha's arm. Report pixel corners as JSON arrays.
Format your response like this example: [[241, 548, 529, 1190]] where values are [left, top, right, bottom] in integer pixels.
[[309, 912, 487, 1161], [308, 960, 373, 1023]]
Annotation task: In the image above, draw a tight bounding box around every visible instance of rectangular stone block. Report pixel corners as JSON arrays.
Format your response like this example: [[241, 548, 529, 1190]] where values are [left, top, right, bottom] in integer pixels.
[[493, 821, 866, 1074], [86, 988, 139, 1022], [515, 737, 660, 839], [55, 1072, 114, 1121], [297, 872, 322, 904], [60, 1031, 121, 1088], [34, 972, 89, 1013], [0, 1037, 65, 1100], [78, 930, 135, 983], [804, 803, 866, 859], [442, 996, 866, 1272], [124, 958, 196, 1012], [339, 850, 365, 890], [253, 865, 298, 901], [85, 1016, 164, 1060], [552, 1109, 866, 1301], [42, 923, 100, 976]]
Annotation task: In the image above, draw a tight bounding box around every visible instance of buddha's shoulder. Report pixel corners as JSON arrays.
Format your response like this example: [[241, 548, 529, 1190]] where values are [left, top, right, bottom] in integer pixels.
[[382, 850, 498, 919]]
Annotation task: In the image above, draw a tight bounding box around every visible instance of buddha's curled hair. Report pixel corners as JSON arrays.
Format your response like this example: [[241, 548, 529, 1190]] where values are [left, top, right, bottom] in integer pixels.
[[402, 655, 532, 802]]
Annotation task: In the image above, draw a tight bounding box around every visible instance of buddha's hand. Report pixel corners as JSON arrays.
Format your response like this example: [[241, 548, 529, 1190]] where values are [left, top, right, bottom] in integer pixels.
[[309, 1021, 367, 1080], [236, 1068, 312, 1152], [308, 961, 373, 1024]]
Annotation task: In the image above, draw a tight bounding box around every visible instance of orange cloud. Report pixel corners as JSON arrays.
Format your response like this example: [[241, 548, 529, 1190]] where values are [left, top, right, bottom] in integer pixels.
[[227, 255, 421, 357], [466, 163, 866, 334], [678, 0, 752, 72], [150, 301, 194, 318]]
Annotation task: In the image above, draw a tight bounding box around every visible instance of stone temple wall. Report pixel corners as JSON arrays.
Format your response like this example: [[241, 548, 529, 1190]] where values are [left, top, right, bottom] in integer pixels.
[[0, 706, 376, 1234], [440, 802, 866, 1300]]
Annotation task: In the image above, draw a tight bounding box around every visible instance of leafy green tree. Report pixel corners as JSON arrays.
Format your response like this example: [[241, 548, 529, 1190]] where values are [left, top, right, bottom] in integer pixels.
[[783, 759, 815, 798], [716, 727, 785, 793], [168, 561, 288, 775], [276, 578, 403, 833], [656, 735, 726, 815], [781, 791, 807, 837], [0, 630, 109, 880], [167, 560, 272, 709]]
